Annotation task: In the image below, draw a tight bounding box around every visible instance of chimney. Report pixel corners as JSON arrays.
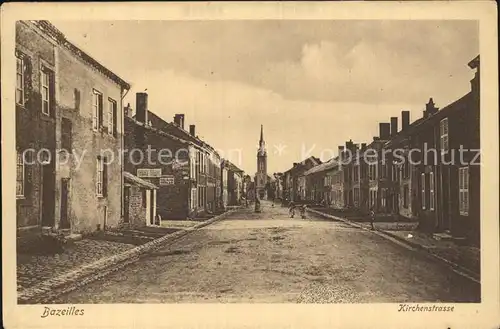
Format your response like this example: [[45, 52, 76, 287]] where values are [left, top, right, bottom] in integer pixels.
[[468, 55, 480, 94], [402, 111, 410, 130], [390, 117, 398, 136], [135, 92, 148, 124], [338, 146, 345, 161], [379, 122, 391, 140], [124, 103, 133, 118], [361, 143, 367, 150], [424, 98, 438, 118], [189, 124, 196, 136], [173, 114, 185, 130]]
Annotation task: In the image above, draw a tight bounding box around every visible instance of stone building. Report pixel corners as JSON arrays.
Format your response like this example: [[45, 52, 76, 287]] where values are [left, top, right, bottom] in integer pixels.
[[223, 160, 245, 206], [16, 20, 130, 239], [125, 93, 222, 219]]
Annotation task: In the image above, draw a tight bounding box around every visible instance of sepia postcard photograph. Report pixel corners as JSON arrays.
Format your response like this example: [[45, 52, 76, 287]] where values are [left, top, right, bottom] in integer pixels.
[[1, 2, 499, 329]]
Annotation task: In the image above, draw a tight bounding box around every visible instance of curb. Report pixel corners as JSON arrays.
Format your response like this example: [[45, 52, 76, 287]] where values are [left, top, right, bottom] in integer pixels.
[[306, 208, 480, 284], [18, 209, 238, 304]]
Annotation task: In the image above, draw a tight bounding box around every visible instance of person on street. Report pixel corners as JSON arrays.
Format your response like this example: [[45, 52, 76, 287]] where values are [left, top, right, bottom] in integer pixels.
[[300, 204, 307, 219], [369, 207, 376, 230], [289, 201, 296, 218]]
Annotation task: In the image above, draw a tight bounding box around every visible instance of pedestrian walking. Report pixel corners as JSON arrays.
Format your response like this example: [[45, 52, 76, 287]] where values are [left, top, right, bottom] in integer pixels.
[[369, 207, 375, 230], [300, 204, 307, 219], [289, 201, 296, 218]]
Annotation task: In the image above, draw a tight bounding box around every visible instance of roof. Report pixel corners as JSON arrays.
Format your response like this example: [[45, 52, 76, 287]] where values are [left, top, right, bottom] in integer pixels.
[[124, 172, 158, 189], [304, 157, 340, 176], [224, 159, 244, 173], [283, 156, 323, 175], [384, 91, 473, 148], [31, 21, 131, 90], [135, 111, 220, 156], [125, 116, 194, 147]]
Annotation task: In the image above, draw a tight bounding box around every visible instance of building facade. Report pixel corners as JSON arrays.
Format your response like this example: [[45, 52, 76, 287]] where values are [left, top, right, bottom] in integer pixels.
[[16, 20, 130, 238]]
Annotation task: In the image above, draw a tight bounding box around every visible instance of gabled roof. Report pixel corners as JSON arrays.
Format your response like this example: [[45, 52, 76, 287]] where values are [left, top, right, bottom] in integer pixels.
[[283, 156, 323, 174], [224, 159, 244, 173], [304, 157, 340, 176]]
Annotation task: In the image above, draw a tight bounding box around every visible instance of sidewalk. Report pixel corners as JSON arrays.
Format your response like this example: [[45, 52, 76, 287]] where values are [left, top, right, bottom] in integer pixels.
[[307, 208, 480, 283], [17, 239, 136, 292], [17, 209, 239, 303]]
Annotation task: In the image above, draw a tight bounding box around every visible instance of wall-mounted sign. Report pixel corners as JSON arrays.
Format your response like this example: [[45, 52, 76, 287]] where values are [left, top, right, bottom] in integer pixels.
[[137, 168, 162, 178], [159, 175, 175, 186]]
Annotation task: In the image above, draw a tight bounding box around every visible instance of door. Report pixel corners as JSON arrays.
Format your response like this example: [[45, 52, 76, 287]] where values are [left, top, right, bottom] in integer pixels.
[[60, 178, 70, 229], [123, 186, 130, 223], [145, 189, 156, 226], [41, 163, 56, 227]]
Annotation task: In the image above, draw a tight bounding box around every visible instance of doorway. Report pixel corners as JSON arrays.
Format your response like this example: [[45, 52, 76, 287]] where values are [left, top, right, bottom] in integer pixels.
[[60, 178, 70, 229], [124, 186, 130, 223], [41, 163, 56, 227]]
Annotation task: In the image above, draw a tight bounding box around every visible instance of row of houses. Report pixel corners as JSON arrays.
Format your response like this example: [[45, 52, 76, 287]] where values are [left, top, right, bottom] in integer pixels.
[[15, 20, 245, 241], [277, 55, 480, 244]]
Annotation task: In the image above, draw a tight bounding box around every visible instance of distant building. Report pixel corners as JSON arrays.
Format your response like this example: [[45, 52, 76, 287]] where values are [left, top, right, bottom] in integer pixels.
[[255, 125, 268, 199]]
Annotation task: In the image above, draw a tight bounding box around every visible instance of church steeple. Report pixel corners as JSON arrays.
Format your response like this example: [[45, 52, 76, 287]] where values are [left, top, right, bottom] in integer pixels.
[[258, 124, 266, 156], [256, 124, 268, 199]]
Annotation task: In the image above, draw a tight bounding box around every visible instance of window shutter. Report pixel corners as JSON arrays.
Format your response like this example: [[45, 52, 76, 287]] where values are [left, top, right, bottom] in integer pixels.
[[113, 103, 118, 136], [98, 94, 103, 128], [49, 70, 55, 117], [103, 159, 108, 197], [23, 56, 32, 107]]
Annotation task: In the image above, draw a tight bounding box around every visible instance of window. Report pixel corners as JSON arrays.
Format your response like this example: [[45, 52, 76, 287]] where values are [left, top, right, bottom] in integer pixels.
[[440, 118, 449, 153], [403, 185, 409, 208], [61, 118, 72, 152], [380, 163, 386, 179], [142, 189, 147, 208], [369, 163, 377, 180], [16, 56, 24, 106], [459, 167, 469, 216], [429, 172, 435, 211], [16, 150, 25, 198], [421, 173, 426, 209], [354, 188, 360, 205], [108, 98, 117, 136], [353, 165, 359, 181], [403, 160, 411, 179], [41, 67, 53, 116], [92, 90, 103, 131], [381, 189, 386, 208], [96, 156, 107, 197]]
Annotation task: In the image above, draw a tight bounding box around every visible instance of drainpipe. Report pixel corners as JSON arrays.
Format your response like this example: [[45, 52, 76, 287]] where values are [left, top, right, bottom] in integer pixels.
[[120, 86, 130, 227]]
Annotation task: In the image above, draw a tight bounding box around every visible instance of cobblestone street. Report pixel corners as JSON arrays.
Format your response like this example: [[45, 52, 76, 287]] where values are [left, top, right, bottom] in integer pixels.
[[52, 201, 480, 303]]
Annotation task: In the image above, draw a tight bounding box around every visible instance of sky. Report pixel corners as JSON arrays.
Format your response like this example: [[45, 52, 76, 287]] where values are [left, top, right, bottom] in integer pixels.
[[52, 20, 478, 175]]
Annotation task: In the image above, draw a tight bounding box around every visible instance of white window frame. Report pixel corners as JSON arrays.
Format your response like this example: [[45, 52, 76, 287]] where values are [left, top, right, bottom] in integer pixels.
[[16, 150, 25, 198], [429, 171, 435, 210], [440, 118, 449, 153], [16, 56, 24, 106], [108, 98, 116, 136], [459, 167, 469, 216], [92, 89, 102, 131], [96, 157, 104, 197], [41, 68, 51, 116], [421, 173, 426, 210]]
